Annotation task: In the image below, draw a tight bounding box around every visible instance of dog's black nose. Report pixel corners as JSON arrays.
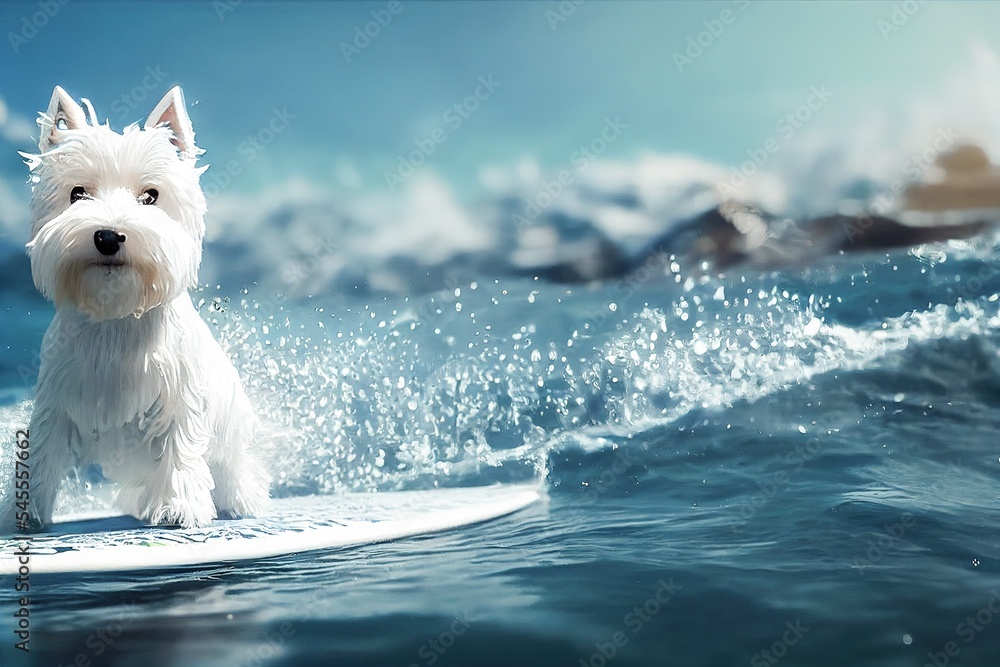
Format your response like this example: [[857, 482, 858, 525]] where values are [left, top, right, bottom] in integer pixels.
[[94, 229, 126, 256]]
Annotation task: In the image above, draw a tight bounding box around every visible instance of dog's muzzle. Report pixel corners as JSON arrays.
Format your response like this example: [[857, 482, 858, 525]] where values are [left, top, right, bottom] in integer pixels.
[[94, 229, 127, 256]]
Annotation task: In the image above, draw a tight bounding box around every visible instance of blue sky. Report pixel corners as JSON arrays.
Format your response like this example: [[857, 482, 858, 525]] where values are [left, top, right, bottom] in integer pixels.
[[1, 1, 999, 200]]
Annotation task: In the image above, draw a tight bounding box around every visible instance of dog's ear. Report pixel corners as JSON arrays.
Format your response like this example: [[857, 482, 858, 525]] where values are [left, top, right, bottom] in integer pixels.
[[38, 86, 88, 153], [144, 86, 199, 158]]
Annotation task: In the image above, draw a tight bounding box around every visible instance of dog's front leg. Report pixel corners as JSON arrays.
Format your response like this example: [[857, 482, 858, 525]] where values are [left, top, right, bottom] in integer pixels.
[[3, 407, 78, 532], [116, 409, 216, 528]]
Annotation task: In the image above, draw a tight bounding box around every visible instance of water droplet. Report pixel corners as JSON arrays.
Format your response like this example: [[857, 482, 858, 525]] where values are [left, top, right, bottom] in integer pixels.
[[803, 317, 822, 337]]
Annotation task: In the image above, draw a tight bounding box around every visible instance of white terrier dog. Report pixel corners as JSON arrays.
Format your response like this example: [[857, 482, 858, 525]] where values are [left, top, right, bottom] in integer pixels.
[[13, 86, 269, 529]]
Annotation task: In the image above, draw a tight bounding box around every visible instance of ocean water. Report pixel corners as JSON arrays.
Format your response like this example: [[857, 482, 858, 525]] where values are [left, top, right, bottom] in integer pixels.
[[3, 1, 1000, 666], [2, 241, 1000, 667]]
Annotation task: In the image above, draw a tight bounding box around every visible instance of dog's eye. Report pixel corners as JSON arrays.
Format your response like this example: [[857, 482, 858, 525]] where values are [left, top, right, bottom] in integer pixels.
[[139, 189, 158, 206], [70, 186, 87, 204]]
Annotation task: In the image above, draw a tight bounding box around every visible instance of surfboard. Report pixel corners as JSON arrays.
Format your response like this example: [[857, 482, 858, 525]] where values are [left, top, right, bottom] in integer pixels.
[[0, 483, 541, 575]]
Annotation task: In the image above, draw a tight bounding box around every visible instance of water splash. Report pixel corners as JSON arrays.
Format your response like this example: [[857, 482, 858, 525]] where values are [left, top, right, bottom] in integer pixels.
[[207, 284, 557, 495], [200, 254, 1000, 494], [582, 280, 999, 438], [2, 251, 997, 511]]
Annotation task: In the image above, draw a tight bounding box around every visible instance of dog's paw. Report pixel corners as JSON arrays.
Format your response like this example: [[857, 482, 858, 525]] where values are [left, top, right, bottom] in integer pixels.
[[215, 483, 269, 520], [117, 475, 217, 529], [213, 459, 271, 519], [145, 499, 216, 529], [0, 505, 48, 535]]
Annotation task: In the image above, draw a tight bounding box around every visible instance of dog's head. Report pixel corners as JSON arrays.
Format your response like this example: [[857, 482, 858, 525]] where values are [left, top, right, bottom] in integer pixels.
[[24, 86, 207, 320]]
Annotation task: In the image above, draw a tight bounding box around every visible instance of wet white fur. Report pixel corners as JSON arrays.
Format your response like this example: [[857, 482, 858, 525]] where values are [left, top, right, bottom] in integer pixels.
[[5, 86, 269, 530]]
